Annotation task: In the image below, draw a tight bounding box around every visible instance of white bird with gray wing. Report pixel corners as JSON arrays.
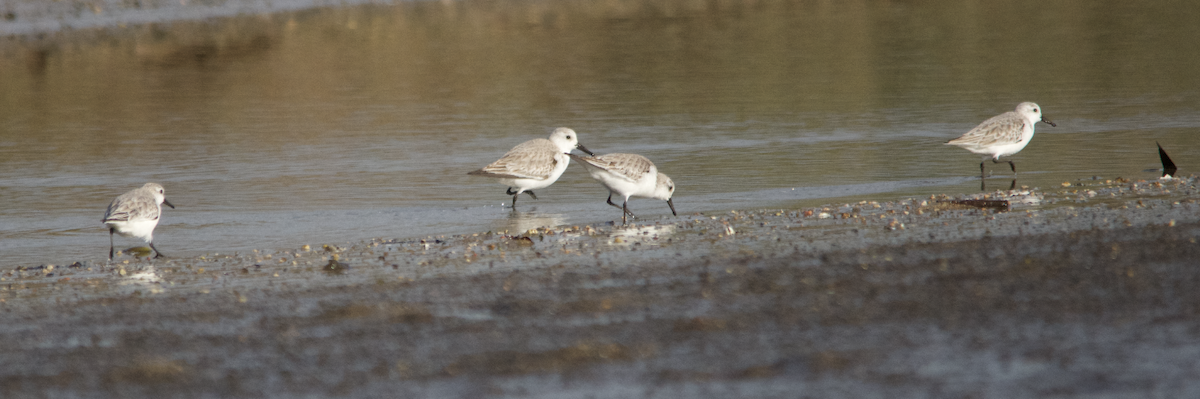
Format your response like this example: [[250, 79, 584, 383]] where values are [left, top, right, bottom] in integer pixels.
[[468, 127, 594, 208], [103, 182, 175, 259], [946, 102, 1056, 179], [569, 153, 676, 225]]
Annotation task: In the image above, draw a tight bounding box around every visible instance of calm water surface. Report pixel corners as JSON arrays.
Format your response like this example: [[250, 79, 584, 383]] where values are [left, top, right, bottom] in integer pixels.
[[2, 0, 1198, 266]]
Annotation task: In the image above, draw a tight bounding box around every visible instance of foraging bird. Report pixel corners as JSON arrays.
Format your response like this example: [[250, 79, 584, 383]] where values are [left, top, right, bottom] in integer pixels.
[[947, 102, 1056, 179], [103, 183, 175, 260], [569, 153, 676, 225], [469, 127, 594, 208]]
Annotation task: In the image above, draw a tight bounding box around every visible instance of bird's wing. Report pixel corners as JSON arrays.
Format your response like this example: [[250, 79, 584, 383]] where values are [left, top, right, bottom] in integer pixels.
[[946, 112, 1028, 148], [470, 139, 558, 180], [102, 191, 159, 223], [574, 153, 655, 183]]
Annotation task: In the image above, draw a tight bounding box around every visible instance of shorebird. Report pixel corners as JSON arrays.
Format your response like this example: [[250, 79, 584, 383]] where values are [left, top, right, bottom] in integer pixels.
[[469, 127, 594, 208], [569, 153, 676, 225], [947, 102, 1056, 179], [103, 182, 175, 259]]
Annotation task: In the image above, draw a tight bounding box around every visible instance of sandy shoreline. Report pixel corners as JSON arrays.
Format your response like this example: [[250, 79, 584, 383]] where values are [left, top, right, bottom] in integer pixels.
[[3, 176, 1199, 397]]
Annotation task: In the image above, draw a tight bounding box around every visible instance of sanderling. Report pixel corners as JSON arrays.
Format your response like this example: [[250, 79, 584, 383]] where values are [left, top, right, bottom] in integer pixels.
[[468, 127, 594, 208], [946, 102, 1056, 178], [569, 153, 676, 225], [102, 182, 175, 260]]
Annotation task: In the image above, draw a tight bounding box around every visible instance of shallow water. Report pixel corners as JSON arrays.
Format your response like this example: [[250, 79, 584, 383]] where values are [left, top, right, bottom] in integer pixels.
[[2, 0, 1199, 266]]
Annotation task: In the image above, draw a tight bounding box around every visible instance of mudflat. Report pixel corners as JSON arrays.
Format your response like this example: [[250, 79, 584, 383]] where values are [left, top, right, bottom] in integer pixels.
[[3, 176, 1198, 397]]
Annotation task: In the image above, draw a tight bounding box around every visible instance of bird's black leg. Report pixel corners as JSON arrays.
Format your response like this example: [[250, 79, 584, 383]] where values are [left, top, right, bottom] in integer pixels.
[[506, 188, 520, 208], [979, 161, 987, 179], [605, 193, 621, 210], [149, 242, 166, 259], [604, 193, 633, 215], [505, 188, 539, 209], [990, 158, 1016, 174], [109, 228, 115, 260], [621, 200, 638, 225], [624, 200, 633, 225]]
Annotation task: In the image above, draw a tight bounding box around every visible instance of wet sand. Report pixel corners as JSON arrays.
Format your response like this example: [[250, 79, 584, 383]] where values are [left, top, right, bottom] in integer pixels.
[[3, 176, 1199, 397]]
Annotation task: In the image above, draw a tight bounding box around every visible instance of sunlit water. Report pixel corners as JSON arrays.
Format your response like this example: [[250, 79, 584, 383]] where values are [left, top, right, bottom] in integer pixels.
[[2, 0, 1198, 266]]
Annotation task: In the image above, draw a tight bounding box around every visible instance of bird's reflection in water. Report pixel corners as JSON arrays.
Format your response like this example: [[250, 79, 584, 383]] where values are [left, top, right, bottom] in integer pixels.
[[118, 265, 165, 294], [982, 179, 1017, 192], [494, 211, 566, 235], [608, 224, 677, 247]]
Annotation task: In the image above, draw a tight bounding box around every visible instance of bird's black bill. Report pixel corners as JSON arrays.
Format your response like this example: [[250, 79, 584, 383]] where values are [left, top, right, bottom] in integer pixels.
[[1041, 117, 1057, 127], [666, 198, 677, 216], [1158, 142, 1178, 177], [163, 199, 176, 209], [576, 144, 595, 156]]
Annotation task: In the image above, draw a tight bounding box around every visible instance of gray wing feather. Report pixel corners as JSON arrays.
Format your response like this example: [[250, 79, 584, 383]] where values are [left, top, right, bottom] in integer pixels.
[[103, 190, 160, 223], [946, 112, 1027, 148], [571, 153, 654, 183], [470, 139, 558, 180]]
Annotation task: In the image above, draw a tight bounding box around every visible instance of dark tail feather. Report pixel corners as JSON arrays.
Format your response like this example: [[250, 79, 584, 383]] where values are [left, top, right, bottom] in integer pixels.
[[1158, 142, 1178, 177]]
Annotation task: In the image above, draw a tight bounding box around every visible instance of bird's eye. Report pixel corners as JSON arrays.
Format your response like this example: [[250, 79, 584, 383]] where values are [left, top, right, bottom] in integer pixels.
[[566, 136, 572, 140]]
